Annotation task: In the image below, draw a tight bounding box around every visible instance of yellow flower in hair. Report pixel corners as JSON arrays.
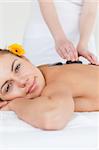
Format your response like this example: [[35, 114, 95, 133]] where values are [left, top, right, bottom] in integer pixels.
[[8, 43, 25, 56]]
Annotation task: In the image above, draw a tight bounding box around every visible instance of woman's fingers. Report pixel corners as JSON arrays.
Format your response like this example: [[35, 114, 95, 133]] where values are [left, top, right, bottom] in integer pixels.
[[0, 101, 8, 108]]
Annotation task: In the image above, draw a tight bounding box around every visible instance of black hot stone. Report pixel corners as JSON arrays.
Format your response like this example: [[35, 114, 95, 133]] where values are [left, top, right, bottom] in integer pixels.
[[55, 62, 63, 65], [66, 60, 82, 64]]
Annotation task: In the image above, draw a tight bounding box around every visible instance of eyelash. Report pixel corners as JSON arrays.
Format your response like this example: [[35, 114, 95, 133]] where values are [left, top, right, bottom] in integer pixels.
[[4, 64, 21, 93], [15, 63, 21, 73], [5, 82, 12, 93]]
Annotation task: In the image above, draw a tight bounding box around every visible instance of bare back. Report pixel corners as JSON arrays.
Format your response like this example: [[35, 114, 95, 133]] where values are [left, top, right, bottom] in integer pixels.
[[38, 64, 99, 111]]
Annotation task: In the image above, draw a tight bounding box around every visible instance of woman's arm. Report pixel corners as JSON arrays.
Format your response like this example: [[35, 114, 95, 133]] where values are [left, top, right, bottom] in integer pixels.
[[8, 84, 74, 130], [39, 0, 77, 61], [77, 0, 97, 50]]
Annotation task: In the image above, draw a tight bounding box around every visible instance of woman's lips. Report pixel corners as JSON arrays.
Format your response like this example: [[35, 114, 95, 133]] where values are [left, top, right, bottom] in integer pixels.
[[27, 80, 37, 94]]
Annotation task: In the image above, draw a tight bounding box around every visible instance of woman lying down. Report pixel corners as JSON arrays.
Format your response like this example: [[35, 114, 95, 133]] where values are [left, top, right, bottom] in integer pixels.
[[0, 44, 99, 130]]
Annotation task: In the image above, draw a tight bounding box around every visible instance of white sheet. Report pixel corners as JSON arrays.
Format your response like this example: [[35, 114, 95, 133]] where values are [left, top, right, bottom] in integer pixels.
[[0, 111, 98, 149]]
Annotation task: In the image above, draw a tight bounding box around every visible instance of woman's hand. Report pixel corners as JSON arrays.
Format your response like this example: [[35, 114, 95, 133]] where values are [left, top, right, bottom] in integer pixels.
[[55, 37, 78, 61], [0, 100, 10, 111], [0, 97, 32, 111], [77, 44, 99, 65]]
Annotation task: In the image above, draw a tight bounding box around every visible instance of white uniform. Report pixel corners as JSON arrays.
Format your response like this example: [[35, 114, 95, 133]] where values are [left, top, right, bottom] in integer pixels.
[[23, 0, 96, 65]]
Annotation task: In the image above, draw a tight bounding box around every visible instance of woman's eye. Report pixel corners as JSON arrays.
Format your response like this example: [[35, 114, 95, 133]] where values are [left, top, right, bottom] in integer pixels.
[[5, 83, 12, 93], [15, 64, 21, 73]]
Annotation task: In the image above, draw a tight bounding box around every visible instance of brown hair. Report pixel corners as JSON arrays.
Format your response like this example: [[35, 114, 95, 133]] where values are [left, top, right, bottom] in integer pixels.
[[0, 48, 29, 61], [0, 48, 21, 56]]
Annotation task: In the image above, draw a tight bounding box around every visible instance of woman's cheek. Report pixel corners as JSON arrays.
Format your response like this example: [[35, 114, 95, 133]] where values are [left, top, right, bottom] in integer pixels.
[[6, 89, 25, 100]]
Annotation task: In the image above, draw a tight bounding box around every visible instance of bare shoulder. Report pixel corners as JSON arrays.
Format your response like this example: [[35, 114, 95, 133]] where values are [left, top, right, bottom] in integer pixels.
[[37, 64, 48, 71], [41, 82, 71, 98]]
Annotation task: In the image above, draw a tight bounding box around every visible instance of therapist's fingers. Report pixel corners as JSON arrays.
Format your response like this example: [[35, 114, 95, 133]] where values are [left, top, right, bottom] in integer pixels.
[[89, 53, 99, 65], [83, 51, 98, 65], [66, 49, 75, 61], [69, 44, 78, 61], [59, 46, 76, 61], [56, 47, 65, 59], [55, 39, 78, 61], [60, 48, 71, 60], [85, 51, 96, 64], [56, 46, 70, 60], [68, 48, 78, 61], [65, 43, 76, 61]]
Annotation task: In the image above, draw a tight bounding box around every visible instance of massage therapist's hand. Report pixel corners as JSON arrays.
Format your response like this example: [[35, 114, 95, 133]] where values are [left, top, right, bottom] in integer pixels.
[[77, 44, 99, 65], [55, 36, 78, 61]]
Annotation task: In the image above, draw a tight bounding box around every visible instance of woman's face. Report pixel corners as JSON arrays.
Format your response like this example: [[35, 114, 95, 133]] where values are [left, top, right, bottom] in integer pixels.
[[0, 54, 45, 101]]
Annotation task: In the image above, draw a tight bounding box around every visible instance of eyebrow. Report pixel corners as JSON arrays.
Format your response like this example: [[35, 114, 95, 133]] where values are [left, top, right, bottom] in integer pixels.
[[11, 59, 17, 71], [0, 59, 17, 91]]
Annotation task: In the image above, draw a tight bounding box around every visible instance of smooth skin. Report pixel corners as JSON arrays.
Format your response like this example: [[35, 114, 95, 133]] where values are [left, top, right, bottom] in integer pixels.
[[0, 53, 99, 130]]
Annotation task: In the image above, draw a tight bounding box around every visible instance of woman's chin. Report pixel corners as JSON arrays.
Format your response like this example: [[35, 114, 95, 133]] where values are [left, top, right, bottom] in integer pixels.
[[26, 91, 40, 99], [25, 85, 44, 99]]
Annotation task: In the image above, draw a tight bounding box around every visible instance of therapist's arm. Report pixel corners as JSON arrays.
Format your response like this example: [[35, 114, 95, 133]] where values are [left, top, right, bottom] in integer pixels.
[[39, 0, 77, 61], [77, 0, 98, 51], [39, 0, 65, 41]]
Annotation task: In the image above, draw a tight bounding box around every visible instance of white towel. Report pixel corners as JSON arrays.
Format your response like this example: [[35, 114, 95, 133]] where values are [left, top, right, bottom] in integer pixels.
[[0, 111, 98, 149]]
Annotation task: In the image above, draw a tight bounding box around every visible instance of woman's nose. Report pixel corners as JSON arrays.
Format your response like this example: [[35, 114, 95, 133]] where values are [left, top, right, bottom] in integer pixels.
[[14, 77, 28, 88]]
